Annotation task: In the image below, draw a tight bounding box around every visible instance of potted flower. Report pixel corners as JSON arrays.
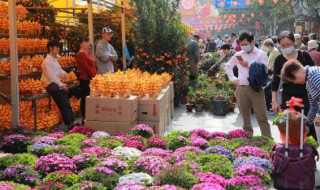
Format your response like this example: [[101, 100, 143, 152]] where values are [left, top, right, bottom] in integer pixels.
[[194, 90, 206, 112], [272, 97, 307, 144]]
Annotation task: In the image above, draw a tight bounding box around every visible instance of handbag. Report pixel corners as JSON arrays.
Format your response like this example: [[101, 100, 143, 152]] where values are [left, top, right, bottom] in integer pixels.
[[276, 79, 283, 105], [46, 82, 61, 94]]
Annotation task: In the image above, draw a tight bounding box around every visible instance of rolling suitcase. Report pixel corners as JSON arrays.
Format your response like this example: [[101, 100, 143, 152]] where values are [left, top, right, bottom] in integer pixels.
[[272, 108, 319, 190]]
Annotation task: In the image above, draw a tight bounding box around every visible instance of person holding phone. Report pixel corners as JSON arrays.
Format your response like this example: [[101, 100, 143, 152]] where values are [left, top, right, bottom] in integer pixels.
[[225, 31, 272, 138]]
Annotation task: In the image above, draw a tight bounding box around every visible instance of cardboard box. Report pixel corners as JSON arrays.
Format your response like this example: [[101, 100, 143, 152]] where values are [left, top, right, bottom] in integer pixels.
[[160, 85, 170, 110], [137, 116, 166, 135], [138, 92, 168, 121], [85, 120, 137, 134], [86, 96, 138, 123], [169, 82, 174, 101]]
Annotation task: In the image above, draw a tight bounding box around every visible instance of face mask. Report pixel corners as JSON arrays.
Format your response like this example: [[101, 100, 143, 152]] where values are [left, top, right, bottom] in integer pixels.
[[241, 45, 252, 53], [282, 46, 295, 55]]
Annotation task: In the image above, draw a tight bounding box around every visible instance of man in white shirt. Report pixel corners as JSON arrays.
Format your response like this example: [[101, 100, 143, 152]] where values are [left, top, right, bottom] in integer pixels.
[[216, 35, 223, 49], [42, 40, 77, 130], [230, 33, 237, 49], [225, 31, 271, 138]]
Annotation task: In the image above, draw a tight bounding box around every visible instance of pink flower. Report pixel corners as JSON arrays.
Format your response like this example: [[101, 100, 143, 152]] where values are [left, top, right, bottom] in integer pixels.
[[228, 129, 248, 139], [192, 182, 225, 190], [68, 126, 96, 137], [123, 140, 146, 151], [142, 148, 172, 161], [134, 156, 171, 176], [82, 146, 111, 158], [234, 146, 271, 160], [195, 172, 226, 187]]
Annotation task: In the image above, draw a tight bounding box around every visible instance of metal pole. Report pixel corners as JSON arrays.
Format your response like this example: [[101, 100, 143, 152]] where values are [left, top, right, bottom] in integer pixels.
[[8, 0, 19, 127], [88, 0, 94, 57], [66, 0, 69, 25], [72, 0, 76, 26], [121, 1, 126, 70]]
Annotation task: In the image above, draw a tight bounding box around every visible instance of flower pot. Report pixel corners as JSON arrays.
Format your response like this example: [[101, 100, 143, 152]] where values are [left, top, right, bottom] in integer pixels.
[[195, 104, 204, 112], [186, 104, 194, 112], [205, 102, 214, 112]]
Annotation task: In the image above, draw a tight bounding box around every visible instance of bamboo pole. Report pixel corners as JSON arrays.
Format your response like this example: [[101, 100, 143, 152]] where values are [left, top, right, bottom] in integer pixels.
[[121, 0, 126, 70], [8, 0, 19, 126]]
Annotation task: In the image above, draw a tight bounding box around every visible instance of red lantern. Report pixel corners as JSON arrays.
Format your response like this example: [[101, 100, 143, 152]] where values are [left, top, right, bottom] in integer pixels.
[[220, 2, 225, 8], [245, 0, 251, 6], [251, 13, 255, 17], [285, 0, 291, 3], [241, 13, 245, 18], [232, 1, 238, 7], [273, 0, 279, 4], [260, 12, 264, 16], [259, 0, 264, 5]]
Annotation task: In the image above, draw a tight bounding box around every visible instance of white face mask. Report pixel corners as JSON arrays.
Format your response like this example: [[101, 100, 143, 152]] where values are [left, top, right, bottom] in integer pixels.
[[281, 46, 295, 55]]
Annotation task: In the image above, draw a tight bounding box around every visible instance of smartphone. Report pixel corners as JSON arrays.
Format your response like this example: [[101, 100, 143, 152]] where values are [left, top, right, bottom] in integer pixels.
[[236, 56, 243, 61]]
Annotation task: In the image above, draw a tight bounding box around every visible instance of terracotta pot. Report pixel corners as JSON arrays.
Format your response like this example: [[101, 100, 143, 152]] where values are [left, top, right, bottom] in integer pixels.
[[186, 104, 194, 112]]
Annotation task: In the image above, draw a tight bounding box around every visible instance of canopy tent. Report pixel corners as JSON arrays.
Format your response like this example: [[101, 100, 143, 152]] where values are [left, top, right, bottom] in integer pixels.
[[8, 0, 131, 127]]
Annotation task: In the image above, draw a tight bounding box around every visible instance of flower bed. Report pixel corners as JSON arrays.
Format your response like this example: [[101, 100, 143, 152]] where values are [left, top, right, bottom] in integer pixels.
[[1, 124, 307, 189]]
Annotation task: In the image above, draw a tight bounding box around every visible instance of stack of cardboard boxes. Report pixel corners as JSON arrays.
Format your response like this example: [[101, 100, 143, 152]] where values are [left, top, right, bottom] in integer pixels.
[[85, 82, 174, 135]]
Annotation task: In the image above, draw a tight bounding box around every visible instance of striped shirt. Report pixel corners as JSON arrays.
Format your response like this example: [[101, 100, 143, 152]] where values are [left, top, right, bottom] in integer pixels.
[[306, 66, 320, 124]]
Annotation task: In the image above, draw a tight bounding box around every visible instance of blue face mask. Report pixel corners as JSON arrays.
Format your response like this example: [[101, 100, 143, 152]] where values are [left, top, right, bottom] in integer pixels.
[[241, 45, 252, 53], [281, 46, 295, 55]]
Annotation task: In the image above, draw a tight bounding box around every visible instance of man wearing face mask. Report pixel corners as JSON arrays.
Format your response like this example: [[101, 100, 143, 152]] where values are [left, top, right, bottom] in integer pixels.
[[294, 33, 307, 51], [225, 31, 272, 138]]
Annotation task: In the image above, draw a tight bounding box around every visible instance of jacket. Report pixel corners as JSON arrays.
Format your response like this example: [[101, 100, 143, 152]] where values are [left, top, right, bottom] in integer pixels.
[[247, 62, 269, 92], [95, 40, 118, 74]]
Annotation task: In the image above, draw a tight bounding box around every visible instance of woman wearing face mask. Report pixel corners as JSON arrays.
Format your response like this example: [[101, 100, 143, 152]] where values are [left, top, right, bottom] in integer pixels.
[[272, 31, 314, 114]]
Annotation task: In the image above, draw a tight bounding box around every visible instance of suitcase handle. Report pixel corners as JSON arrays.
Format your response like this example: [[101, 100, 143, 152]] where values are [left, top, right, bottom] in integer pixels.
[[284, 97, 305, 158]]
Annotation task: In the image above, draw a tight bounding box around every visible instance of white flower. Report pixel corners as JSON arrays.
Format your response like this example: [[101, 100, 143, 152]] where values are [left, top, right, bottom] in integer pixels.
[[119, 172, 153, 185], [92, 131, 110, 138], [112, 147, 141, 160]]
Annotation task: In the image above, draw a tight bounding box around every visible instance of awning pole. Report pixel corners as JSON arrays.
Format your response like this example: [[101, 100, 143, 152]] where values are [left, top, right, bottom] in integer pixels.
[[88, 0, 94, 56], [121, 1, 126, 70], [8, 0, 19, 127]]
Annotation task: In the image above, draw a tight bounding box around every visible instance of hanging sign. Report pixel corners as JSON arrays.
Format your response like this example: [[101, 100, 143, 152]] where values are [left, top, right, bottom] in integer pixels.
[[215, 0, 249, 9]]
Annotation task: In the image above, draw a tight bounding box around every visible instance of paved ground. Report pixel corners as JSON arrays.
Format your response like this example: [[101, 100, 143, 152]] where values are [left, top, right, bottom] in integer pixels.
[[166, 104, 320, 188]]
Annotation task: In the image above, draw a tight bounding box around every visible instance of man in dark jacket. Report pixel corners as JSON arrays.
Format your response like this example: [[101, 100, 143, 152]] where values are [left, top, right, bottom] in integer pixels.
[[187, 35, 200, 80]]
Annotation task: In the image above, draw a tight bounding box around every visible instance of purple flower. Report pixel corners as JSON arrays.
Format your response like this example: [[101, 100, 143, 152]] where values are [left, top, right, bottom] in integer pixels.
[[0, 135, 32, 148], [172, 146, 204, 162], [205, 145, 233, 160], [48, 131, 65, 139], [226, 175, 263, 188], [0, 182, 14, 190], [123, 140, 146, 151], [95, 166, 115, 175], [150, 185, 182, 190], [114, 182, 147, 190], [134, 156, 171, 176], [68, 126, 96, 137], [131, 124, 154, 138], [34, 136, 57, 145], [35, 153, 77, 174], [192, 182, 225, 190], [142, 148, 172, 161], [234, 146, 271, 160], [195, 172, 226, 187], [234, 164, 268, 178], [190, 136, 208, 149], [82, 146, 111, 158], [100, 157, 128, 173], [214, 136, 231, 142], [228, 129, 248, 139], [190, 129, 211, 139], [209, 132, 226, 138], [233, 156, 273, 174], [81, 138, 97, 147], [147, 136, 168, 149]]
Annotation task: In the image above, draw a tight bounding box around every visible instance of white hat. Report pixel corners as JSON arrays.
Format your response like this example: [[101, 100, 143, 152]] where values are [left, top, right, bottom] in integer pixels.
[[294, 34, 301, 40], [102, 27, 113, 33], [308, 40, 318, 49]]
